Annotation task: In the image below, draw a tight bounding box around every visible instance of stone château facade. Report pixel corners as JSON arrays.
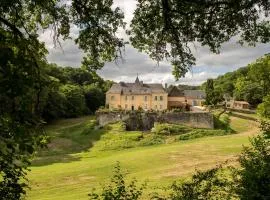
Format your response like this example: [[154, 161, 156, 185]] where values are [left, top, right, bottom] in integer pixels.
[[106, 77, 168, 111], [106, 77, 205, 111]]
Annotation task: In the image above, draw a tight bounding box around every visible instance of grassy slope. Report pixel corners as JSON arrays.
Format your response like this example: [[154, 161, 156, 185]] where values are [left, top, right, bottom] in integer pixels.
[[26, 113, 258, 200]]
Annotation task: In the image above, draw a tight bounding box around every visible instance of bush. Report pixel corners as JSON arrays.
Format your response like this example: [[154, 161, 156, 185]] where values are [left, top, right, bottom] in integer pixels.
[[82, 119, 97, 135], [152, 165, 236, 200], [89, 162, 146, 200], [213, 114, 232, 132], [179, 129, 228, 140], [138, 134, 165, 146], [151, 123, 192, 135]]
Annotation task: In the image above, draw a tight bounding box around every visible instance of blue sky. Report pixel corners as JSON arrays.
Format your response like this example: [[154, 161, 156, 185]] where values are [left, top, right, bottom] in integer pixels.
[[39, 0, 269, 85]]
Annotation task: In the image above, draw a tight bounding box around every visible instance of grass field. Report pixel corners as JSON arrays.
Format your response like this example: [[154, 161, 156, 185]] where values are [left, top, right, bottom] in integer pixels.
[[26, 112, 259, 200]]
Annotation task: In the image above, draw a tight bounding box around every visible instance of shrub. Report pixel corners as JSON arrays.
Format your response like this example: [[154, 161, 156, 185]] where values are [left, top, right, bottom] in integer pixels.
[[179, 129, 228, 140], [151, 123, 192, 135], [89, 162, 146, 200], [152, 165, 236, 200], [82, 120, 97, 135], [138, 134, 165, 146], [213, 114, 232, 132], [259, 120, 270, 138]]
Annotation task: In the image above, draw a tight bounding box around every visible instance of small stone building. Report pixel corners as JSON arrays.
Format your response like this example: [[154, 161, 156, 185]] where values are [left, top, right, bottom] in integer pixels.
[[227, 100, 250, 110]]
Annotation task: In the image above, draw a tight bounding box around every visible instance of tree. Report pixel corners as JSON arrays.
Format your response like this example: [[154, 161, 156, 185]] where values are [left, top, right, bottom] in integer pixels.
[[129, 0, 270, 79], [89, 162, 146, 200], [84, 84, 105, 113], [60, 84, 88, 117], [248, 54, 270, 96], [257, 95, 270, 119], [1, 0, 125, 198], [205, 79, 215, 105], [205, 79, 223, 106]]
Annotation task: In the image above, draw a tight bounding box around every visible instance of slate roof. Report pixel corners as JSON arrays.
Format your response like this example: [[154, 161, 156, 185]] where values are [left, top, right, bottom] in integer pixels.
[[107, 77, 166, 95], [167, 86, 185, 97], [184, 90, 206, 99]]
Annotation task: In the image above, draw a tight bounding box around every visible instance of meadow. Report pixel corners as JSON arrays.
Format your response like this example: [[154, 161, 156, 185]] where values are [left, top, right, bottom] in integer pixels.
[[26, 112, 259, 200]]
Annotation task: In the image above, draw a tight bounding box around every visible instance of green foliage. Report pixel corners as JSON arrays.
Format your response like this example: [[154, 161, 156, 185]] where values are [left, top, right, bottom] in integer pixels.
[[84, 84, 105, 113], [89, 162, 146, 200], [259, 120, 270, 138], [129, 0, 270, 79], [151, 123, 192, 135], [152, 165, 236, 200], [248, 54, 270, 96], [214, 114, 232, 132], [236, 135, 270, 199], [203, 54, 270, 106], [257, 94, 270, 119], [60, 84, 88, 117], [179, 129, 228, 141], [205, 79, 223, 106]]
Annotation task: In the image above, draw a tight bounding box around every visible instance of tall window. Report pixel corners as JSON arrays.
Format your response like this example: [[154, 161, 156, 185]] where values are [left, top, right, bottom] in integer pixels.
[[144, 96, 147, 101], [160, 96, 163, 101], [155, 96, 158, 101], [132, 96, 135, 100], [125, 96, 128, 101]]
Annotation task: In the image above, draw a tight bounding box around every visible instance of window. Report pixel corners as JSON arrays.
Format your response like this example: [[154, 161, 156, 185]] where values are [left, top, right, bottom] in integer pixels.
[[132, 96, 135, 100], [125, 96, 128, 101], [125, 104, 128, 109], [155, 96, 158, 101], [160, 105, 162, 109], [155, 105, 158, 109], [160, 96, 163, 101], [111, 96, 115, 101], [144, 96, 147, 101]]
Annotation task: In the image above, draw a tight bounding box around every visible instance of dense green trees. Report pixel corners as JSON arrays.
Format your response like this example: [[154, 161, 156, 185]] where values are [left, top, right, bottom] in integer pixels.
[[204, 79, 223, 106], [1, 0, 269, 199], [203, 54, 270, 107], [257, 95, 270, 119], [42, 65, 111, 121]]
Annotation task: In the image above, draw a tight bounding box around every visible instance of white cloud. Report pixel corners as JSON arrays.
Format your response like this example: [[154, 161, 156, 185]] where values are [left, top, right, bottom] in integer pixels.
[[39, 0, 269, 85]]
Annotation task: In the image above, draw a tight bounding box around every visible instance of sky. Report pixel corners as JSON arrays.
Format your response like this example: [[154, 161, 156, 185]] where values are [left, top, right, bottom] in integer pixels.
[[39, 0, 269, 86]]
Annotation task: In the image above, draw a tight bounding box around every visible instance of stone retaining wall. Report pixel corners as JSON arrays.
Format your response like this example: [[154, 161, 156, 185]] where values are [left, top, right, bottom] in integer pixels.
[[96, 111, 214, 130]]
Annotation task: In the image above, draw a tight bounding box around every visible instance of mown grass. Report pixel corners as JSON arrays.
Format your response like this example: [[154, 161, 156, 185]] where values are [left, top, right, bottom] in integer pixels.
[[27, 112, 258, 200]]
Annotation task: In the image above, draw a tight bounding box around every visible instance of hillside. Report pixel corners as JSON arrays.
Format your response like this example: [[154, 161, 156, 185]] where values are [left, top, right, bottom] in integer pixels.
[[201, 54, 270, 106], [27, 112, 259, 200]]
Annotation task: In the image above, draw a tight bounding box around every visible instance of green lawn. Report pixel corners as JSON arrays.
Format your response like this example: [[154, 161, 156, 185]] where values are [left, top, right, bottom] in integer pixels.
[[26, 113, 259, 200]]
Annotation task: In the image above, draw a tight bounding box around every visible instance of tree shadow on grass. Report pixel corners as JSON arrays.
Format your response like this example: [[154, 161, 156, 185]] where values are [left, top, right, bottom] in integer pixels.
[[31, 120, 107, 167]]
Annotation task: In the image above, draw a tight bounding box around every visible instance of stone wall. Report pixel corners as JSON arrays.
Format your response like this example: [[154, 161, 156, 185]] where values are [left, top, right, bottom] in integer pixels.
[[96, 111, 214, 130]]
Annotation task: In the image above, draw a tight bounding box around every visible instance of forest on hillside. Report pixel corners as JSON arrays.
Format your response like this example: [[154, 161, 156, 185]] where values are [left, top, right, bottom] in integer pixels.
[[202, 54, 270, 107], [36, 64, 113, 122]]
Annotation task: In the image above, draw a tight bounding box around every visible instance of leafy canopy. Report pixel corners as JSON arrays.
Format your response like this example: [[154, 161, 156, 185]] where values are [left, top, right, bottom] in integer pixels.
[[129, 0, 270, 79]]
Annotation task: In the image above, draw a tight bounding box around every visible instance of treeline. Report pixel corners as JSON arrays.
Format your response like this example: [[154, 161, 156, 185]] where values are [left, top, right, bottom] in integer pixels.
[[39, 64, 112, 121], [202, 54, 270, 106]]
